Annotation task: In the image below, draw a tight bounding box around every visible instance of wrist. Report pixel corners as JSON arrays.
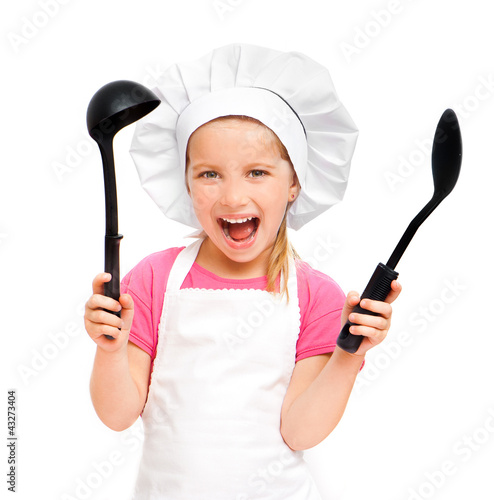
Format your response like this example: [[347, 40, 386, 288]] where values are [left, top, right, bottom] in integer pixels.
[[333, 345, 366, 364], [95, 344, 128, 363]]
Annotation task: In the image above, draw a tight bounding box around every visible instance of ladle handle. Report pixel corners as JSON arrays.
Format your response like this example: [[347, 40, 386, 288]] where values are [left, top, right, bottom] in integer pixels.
[[103, 234, 123, 339], [337, 263, 399, 353]]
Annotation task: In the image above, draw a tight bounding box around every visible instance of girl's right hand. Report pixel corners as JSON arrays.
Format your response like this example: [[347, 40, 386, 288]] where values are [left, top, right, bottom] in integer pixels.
[[84, 273, 134, 353]]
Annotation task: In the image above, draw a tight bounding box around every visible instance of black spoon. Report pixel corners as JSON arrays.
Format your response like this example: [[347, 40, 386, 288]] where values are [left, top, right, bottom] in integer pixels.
[[87, 80, 160, 338], [337, 109, 462, 353]]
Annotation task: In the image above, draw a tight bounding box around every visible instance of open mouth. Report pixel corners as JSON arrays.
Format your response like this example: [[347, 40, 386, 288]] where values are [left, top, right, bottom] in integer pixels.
[[218, 216, 260, 243]]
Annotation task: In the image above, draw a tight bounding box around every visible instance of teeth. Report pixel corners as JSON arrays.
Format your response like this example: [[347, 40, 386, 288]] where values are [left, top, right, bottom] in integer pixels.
[[221, 216, 255, 224]]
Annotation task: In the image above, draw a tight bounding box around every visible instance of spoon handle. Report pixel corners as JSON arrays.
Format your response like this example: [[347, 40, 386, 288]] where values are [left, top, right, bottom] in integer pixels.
[[386, 195, 442, 269], [337, 263, 398, 353], [103, 234, 123, 339]]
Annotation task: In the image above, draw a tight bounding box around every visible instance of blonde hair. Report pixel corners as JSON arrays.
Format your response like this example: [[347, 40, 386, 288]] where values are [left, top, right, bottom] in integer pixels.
[[185, 115, 300, 301]]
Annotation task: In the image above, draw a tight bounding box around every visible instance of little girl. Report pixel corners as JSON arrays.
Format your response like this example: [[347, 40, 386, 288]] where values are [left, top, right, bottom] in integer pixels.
[[85, 44, 401, 499]]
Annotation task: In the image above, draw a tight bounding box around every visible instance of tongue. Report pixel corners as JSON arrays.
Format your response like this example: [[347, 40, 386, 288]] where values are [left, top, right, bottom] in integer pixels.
[[228, 219, 256, 241]]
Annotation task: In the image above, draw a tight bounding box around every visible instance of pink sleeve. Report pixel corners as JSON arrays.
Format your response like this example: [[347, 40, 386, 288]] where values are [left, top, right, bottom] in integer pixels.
[[295, 261, 346, 362], [120, 247, 184, 359]]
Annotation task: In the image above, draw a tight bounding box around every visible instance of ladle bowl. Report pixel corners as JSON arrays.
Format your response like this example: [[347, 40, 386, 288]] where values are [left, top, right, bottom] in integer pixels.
[[87, 80, 160, 140]]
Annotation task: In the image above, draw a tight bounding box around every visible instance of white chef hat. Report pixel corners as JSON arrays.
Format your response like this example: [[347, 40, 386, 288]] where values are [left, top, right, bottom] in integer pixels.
[[130, 43, 358, 230]]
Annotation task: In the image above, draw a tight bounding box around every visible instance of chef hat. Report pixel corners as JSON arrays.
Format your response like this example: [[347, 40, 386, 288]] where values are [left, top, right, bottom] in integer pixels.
[[130, 43, 358, 230]]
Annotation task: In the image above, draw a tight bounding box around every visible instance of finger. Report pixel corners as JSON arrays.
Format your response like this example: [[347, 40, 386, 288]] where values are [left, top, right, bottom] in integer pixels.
[[340, 291, 361, 325], [359, 298, 392, 319], [119, 294, 134, 331], [119, 293, 134, 310], [92, 273, 112, 295], [348, 291, 361, 306], [85, 318, 123, 340], [349, 323, 387, 342], [86, 293, 122, 314], [342, 290, 360, 314], [85, 307, 124, 329], [385, 280, 402, 304], [349, 311, 388, 331]]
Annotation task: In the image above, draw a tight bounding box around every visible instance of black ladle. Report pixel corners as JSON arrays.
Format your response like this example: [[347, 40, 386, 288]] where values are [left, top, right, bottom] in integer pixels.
[[87, 80, 160, 338], [337, 109, 462, 353]]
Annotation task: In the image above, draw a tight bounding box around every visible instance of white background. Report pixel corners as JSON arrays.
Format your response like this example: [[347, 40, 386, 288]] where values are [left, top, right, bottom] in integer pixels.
[[2, 1, 493, 499]]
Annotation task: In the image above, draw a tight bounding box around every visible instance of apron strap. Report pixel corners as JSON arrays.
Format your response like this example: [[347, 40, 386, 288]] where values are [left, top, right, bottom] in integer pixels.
[[166, 238, 203, 293]]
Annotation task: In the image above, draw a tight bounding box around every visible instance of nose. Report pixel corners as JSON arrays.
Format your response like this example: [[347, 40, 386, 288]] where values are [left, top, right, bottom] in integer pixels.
[[219, 177, 249, 208]]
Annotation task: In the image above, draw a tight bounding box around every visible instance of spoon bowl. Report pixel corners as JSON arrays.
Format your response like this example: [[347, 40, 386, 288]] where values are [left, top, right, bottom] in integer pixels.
[[431, 108, 462, 199]]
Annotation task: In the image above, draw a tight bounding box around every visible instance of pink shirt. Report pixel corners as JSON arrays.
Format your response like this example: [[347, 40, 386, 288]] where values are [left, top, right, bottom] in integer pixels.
[[121, 247, 346, 363]]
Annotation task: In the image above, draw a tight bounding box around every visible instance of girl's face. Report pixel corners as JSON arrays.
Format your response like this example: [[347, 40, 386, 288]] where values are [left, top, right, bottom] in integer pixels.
[[186, 119, 299, 276]]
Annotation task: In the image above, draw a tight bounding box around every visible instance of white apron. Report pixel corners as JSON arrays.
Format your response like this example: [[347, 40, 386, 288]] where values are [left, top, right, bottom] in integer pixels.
[[133, 239, 322, 499]]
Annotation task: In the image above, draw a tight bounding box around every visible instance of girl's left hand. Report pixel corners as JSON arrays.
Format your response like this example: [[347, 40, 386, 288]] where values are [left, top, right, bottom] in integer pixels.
[[340, 280, 402, 357]]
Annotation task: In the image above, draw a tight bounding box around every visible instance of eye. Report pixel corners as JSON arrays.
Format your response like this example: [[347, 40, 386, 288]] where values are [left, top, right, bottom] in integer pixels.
[[201, 171, 218, 179], [249, 169, 267, 178]]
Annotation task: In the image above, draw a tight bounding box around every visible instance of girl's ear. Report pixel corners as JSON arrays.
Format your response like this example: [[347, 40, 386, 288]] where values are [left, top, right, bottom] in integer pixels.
[[288, 171, 301, 201]]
